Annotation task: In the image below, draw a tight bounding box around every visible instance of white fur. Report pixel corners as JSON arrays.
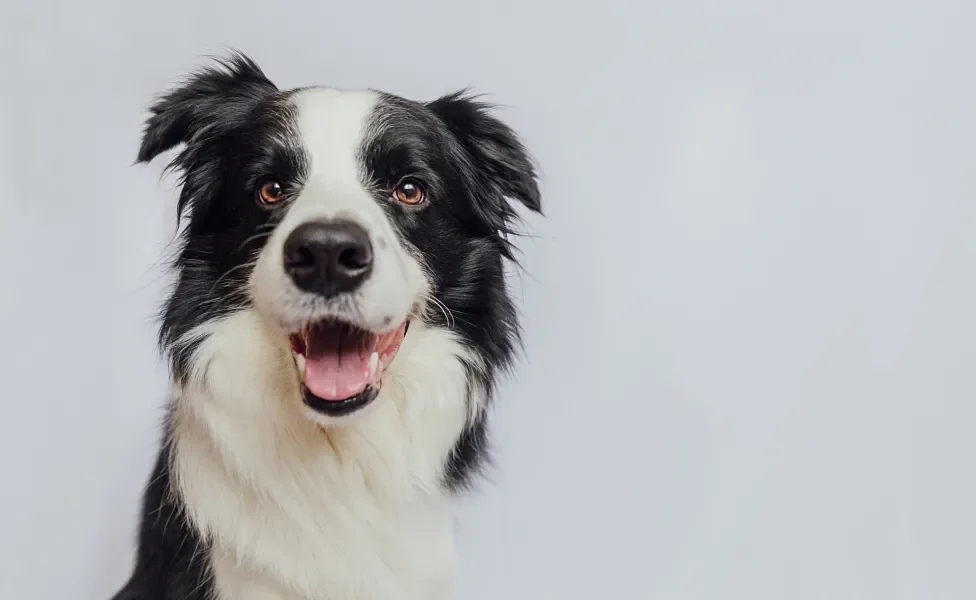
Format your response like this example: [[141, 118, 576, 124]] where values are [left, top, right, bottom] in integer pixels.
[[251, 88, 427, 338], [172, 308, 479, 600]]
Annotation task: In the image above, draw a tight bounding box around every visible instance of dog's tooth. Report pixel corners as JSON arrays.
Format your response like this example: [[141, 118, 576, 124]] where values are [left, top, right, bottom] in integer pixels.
[[368, 351, 379, 382], [295, 353, 306, 373]]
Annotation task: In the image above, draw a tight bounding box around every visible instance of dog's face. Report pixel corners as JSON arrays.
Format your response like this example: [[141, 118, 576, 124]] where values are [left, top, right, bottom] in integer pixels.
[[139, 55, 539, 426]]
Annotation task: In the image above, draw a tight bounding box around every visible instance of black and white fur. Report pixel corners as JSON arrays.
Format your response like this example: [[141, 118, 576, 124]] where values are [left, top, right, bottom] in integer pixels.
[[113, 54, 540, 600]]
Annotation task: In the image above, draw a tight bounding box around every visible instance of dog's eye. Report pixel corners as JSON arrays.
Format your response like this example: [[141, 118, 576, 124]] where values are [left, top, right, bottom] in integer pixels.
[[393, 179, 426, 206], [257, 180, 286, 205]]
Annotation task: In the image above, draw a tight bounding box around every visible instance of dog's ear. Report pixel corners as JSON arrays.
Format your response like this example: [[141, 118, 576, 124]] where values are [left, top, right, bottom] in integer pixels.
[[428, 92, 542, 217], [137, 53, 277, 164]]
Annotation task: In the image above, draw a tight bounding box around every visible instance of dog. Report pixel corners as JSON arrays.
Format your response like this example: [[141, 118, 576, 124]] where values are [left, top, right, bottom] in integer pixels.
[[111, 53, 540, 600]]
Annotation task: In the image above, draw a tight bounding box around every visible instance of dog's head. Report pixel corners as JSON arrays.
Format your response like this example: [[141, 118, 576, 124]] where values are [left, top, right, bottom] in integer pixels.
[[140, 54, 539, 424]]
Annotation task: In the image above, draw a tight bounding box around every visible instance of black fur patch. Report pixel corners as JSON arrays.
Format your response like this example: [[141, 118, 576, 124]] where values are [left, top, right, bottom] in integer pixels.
[[362, 94, 540, 487], [111, 437, 212, 600], [138, 55, 306, 382]]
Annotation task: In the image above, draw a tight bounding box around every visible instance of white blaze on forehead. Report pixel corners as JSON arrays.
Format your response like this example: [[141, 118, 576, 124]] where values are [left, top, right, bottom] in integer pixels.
[[291, 87, 379, 200]]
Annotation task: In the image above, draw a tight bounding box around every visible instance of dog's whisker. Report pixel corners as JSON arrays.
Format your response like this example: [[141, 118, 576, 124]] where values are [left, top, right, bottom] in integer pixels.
[[206, 257, 260, 299], [423, 294, 456, 329], [236, 230, 274, 253]]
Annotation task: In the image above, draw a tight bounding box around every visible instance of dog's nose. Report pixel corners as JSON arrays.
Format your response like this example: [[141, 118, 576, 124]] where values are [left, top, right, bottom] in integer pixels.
[[283, 221, 373, 297]]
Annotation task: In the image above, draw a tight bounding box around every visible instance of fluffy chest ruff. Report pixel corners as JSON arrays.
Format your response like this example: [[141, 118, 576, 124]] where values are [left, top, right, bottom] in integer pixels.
[[173, 310, 473, 600]]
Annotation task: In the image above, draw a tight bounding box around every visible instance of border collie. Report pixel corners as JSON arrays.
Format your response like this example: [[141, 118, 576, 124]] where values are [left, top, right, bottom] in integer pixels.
[[112, 53, 540, 600]]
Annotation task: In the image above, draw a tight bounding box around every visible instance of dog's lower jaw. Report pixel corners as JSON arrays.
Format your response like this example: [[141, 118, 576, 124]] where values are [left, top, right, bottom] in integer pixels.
[[170, 309, 475, 600]]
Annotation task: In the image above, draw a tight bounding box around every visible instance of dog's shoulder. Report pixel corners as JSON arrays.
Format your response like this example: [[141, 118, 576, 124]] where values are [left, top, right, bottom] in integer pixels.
[[111, 447, 213, 600]]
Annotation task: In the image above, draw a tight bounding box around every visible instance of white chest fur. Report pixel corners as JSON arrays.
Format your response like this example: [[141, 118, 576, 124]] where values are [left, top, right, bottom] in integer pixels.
[[170, 309, 478, 600]]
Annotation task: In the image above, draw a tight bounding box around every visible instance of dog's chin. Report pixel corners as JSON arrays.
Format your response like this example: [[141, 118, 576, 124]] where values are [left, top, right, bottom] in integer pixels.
[[301, 384, 380, 418]]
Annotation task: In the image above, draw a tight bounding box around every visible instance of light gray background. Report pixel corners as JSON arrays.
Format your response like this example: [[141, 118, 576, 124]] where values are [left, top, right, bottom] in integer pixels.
[[1, 0, 973, 598]]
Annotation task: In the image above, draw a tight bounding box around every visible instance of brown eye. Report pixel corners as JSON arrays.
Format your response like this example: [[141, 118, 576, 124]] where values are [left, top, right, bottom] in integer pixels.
[[257, 180, 285, 205], [393, 179, 426, 205]]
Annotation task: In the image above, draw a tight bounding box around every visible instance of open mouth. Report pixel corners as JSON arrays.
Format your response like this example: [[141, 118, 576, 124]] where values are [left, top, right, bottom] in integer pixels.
[[289, 319, 408, 417]]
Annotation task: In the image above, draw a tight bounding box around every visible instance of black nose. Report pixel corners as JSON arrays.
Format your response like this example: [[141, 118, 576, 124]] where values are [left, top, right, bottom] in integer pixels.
[[283, 221, 373, 297]]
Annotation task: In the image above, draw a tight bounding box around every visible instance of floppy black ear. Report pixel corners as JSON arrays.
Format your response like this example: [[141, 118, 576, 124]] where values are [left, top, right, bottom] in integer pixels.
[[137, 53, 277, 164], [428, 92, 542, 215]]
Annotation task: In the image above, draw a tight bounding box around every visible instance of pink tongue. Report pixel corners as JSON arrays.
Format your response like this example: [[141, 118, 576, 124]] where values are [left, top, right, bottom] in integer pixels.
[[303, 328, 371, 401]]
